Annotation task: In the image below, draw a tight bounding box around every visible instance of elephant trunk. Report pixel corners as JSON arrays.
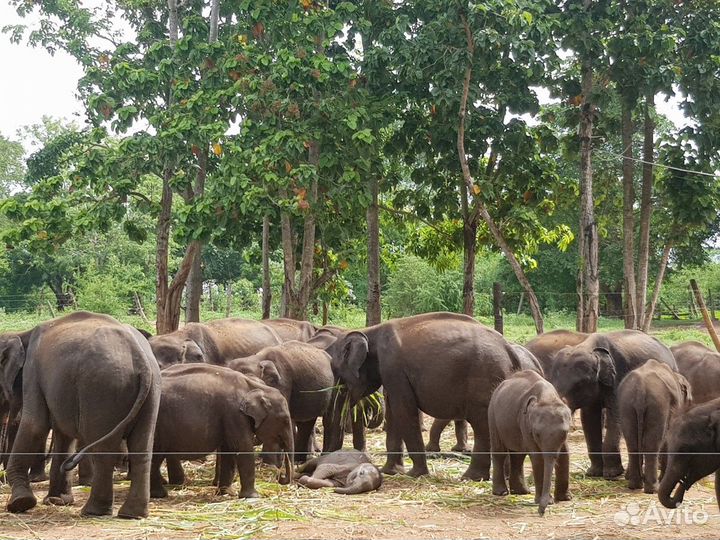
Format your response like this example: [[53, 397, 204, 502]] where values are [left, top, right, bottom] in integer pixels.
[[538, 454, 556, 516], [278, 422, 294, 485], [658, 460, 686, 509]]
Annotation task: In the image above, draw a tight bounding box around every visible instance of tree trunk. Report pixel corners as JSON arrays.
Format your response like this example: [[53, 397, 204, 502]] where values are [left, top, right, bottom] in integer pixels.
[[635, 91, 655, 330], [643, 241, 672, 332], [621, 99, 638, 329], [185, 245, 203, 323], [208, 0, 220, 43], [225, 281, 232, 318], [457, 13, 543, 334], [366, 175, 381, 326], [577, 58, 599, 333], [262, 214, 272, 319]]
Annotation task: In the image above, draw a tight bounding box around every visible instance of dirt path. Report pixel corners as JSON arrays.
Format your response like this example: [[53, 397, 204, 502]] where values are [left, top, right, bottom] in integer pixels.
[[0, 425, 717, 539]]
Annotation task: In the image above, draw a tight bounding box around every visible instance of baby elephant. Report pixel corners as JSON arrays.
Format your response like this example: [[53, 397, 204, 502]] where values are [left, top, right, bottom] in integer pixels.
[[617, 359, 692, 494], [295, 450, 382, 494], [489, 370, 572, 515]]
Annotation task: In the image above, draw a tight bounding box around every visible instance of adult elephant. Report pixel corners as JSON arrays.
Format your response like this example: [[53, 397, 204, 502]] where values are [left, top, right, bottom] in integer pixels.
[[426, 343, 544, 453], [326, 312, 534, 480], [262, 318, 318, 342], [670, 341, 720, 404], [0, 311, 161, 518], [548, 330, 677, 479], [227, 340, 335, 462], [658, 397, 720, 511], [525, 329, 589, 375], [149, 318, 281, 368]]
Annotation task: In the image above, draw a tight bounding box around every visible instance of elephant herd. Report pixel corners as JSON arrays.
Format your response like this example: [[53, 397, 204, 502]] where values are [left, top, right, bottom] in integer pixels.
[[1, 311, 720, 519]]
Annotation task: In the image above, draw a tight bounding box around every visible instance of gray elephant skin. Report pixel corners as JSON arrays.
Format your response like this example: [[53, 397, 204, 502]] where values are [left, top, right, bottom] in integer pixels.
[[149, 318, 281, 368], [326, 311, 538, 480], [151, 363, 294, 499], [0, 311, 161, 518], [525, 329, 589, 375], [548, 330, 677, 479], [658, 397, 720, 511], [227, 340, 334, 462], [426, 343, 544, 454], [489, 370, 571, 515], [295, 449, 382, 494], [262, 318, 318, 342], [617, 359, 692, 494], [670, 341, 720, 404]]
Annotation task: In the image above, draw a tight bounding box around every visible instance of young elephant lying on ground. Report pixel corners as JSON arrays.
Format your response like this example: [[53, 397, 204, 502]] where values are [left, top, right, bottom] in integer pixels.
[[294, 450, 382, 494], [489, 370, 572, 515]]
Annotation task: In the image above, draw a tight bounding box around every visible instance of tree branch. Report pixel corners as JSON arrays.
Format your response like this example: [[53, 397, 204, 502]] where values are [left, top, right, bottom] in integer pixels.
[[379, 203, 453, 241]]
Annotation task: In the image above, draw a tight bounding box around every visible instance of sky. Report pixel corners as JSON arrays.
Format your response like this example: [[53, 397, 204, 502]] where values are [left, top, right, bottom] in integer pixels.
[[0, 2, 689, 152]]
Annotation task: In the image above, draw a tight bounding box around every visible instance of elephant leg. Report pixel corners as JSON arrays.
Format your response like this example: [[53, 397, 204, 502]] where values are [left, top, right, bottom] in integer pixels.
[[580, 404, 603, 477], [554, 442, 571, 502], [537, 455, 556, 516], [715, 470, 720, 513], [117, 394, 157, 520], [491, 450, 509, 496], [6, 397, 51, 513], [452, 420, 470, 453], [625, 422, 642, 490], [44, 431, 74, 506], [294, 420, 316, 463], [529, 454, 545, 505], [166, 456, 185, 486], [216, 449, 236, 496], [29, 435, 48, 483], [643, 451, 659, 494], [426, 419, 449, 453], [509, 453, 530, 495], [391, 395, 427, 478], [77, 456, 93, 486], [380, 394, 405, 475], [235, 452, 258, 499], [463, 409, 491, 481], [150, 456, 168, 498], [601, 403, 624, 479], [351, 416, 366, 452], [81, 454, 115, 517]]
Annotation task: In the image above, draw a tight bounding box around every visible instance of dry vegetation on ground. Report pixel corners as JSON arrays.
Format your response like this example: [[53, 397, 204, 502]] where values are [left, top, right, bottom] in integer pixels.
[[0, 418, 718, 540]]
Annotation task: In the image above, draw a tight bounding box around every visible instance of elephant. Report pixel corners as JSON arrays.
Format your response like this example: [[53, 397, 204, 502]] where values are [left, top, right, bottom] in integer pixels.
[[326, 311, 539, 480], [525, 329, 589, 375], [658, 397, 720, 511], [262, 318, 318, 342], [295, 449, 382, 494], [489, 370, 571, 515], [670, 341, 720, 404], [617, 359, 692, 494], [149, 318, 281, 368], [0, 311, 161, 518], [426, 343, 544, 454], [548, 330, 677, 479], [150, 363, 294, 499], [227, 340, 335, 462]]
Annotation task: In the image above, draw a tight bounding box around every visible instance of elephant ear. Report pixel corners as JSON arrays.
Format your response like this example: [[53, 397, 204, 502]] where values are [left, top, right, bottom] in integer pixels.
[[593, 347, 615, 387], [0, 336, 25, 401], [675, 374, 693, 405], [341, 331, 369, 380], [307, 331, 338, 351], [182, 339, 205, 363], [242, 389, 272, 429], [259, 360, 282, 388], [523, 395, 538, 415]]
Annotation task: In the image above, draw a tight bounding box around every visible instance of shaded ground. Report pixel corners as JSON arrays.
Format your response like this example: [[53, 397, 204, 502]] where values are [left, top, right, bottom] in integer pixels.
[[0, 420, 717, 539]]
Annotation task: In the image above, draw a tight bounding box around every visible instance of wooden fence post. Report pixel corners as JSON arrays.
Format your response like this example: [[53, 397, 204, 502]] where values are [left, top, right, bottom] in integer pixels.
[[690, 279, 720, 352], [493, 282, 504, 335]]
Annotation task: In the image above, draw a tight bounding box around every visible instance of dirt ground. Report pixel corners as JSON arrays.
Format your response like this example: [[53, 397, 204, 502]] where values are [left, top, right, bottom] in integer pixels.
[[0, 419, 717, 540]]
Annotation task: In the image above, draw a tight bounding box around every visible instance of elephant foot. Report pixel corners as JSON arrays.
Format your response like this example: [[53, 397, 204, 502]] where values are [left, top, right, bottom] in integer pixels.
[[238, 489, 260, 499], [117, 500, 149, 520], [215, 486, 234, 497], [7, 488, 37, 514], [80, 501, 113, 517], [29, 471, 48, 483], [461, 467, 490, 482], [554, 490, 572, 502], [627, 477, 643, 490], [510, 485, 530, 495], [603, 465, 624, 479], [535, 494, 554, 506], [424, 442, 441, 453], [381, 462, 405, 476], [585, 463, 603, 477], [643, 482, 658, 495], [150, 486, 168, 499], [492, 487, 509, 496], [43, 493, 74, 506], [451, 444, 471, 454], [407, 466, 429, 478]]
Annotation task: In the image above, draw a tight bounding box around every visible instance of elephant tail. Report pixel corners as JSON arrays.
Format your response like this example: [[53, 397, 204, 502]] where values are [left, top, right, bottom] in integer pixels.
[[62, 331, 156, 472]]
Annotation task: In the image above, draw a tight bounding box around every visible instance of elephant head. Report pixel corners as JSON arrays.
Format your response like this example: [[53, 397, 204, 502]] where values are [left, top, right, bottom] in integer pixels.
[[328, 331, 370, 406], [549, 346, 615, 411], [242, 386, 294, 484], [228, 355, 282, 390], [149, 335, 204, 369], [658, 402, 720, 509], [0, 334, 26, 402]]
